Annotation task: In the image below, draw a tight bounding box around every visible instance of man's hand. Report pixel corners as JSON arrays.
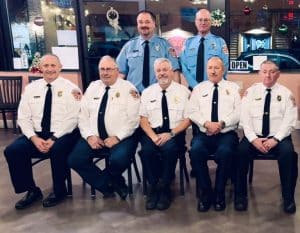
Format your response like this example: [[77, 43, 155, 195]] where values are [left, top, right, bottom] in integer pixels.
[[87, 135, 105, 149], [204, 121, 222, 135], [104, 136, 120, 148], [30, 135, 49, 153], [251, 138, 269, 154], [156, 132, 172, 146], [262, 138, 278, 152]]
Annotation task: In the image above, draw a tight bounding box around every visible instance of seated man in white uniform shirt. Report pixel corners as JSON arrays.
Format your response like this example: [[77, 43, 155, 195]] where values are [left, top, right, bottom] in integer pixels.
[[139, 58, 191, 210], [68, 56, 140, 200], [4, 54, 81, 209]]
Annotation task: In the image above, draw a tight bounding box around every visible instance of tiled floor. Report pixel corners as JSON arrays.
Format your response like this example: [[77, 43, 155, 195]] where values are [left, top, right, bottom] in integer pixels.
[[0, 128, 299, 233]]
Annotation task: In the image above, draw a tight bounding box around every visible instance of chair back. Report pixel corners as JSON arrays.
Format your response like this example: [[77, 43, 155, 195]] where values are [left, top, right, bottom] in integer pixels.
[[28, 76, 43, 83], [0, 76, 23, 109]]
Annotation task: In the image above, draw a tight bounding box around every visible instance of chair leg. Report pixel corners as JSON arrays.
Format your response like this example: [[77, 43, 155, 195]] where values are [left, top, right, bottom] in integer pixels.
[[91, 187, 96, 198], [1, 110, 8, 129], [179, 155, 185, 196], [12, 111, 17, 134], [66, 168, 73, 196], [128, 164, 133, 194], [132, 156, 141, 183], [248, 159, 254, 184], [142, 165, 147, 196]]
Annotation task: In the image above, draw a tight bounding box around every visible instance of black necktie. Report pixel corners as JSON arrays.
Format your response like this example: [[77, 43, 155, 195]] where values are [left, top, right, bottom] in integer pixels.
[[41, 83, 52, 135], [143, 40, 150, 88], [262, 88, 271, 137], [161, 90, 170, 132], [98, 86, 110, 139], [211, 84, 219, 122], [196, 37, 205, 83]]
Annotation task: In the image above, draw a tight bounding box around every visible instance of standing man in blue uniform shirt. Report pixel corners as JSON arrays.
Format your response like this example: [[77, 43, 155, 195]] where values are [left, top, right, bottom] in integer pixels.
[[180, 8, 229, 89], [117, 10, 180, 93]]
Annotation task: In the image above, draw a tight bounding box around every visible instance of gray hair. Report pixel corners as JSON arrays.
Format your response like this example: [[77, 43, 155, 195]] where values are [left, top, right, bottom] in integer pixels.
[[153, 58, 173, 70]]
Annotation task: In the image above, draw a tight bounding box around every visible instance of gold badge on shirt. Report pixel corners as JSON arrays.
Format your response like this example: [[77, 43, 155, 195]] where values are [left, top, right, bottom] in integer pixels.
[[226, 89, 230, 95], [255, 97, 262, 101], [277, 95, 281, 101], [174, 96, 180, 104], [57, 91, 63, 97], [115, 92, 120, 98]]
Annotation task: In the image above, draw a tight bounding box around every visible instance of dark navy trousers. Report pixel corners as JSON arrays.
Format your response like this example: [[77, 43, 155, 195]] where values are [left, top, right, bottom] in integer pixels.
[[235, 136, 298, 201], [68, 136, 136, 193], [190, 131, 238, 196], [4, 129, 80, 196]]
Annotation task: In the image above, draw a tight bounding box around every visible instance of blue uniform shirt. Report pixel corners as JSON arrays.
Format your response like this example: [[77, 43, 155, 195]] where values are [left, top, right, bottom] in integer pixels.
[[117, 35, 180, 93], [180, 33, 229, 88]]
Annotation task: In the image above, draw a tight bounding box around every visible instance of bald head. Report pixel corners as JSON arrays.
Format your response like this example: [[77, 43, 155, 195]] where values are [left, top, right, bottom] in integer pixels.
[[195, 9, 212, 36]]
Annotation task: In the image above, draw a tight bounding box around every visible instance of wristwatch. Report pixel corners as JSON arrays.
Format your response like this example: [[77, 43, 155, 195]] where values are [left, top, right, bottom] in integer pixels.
[[50, 135, 58, 141], [170, 131, 176, 138], [272, 137, 280, 143], [220, 121, 226, 129]]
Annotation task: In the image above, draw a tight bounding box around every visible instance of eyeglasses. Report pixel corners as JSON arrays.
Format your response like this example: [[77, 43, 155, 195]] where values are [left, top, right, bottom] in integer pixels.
[[197, 18, 210, 23], [99, 67, 117, 72]]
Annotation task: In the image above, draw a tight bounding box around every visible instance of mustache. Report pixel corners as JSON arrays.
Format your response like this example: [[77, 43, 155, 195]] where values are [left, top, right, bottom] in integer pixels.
[[141, 27, 149, 30]]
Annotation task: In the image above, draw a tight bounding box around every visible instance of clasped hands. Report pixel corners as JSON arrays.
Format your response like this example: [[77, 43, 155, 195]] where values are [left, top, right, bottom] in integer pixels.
[[151, 132, 171, 146], [252, 137, 278, 154], [204, 121, 223, 136], [87, 135, 120, 149], [31, 135, 55, 153]]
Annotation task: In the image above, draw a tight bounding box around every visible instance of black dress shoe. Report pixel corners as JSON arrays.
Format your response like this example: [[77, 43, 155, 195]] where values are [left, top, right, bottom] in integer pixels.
[[112, 178, 128, 200], [15, 188, 43, 210], [42, 192, 67, 208], [102, 185, 116, 199], [234, 197, 248, 211], [197, 200, 211, 212], [146, 185, 159, 210], [283, 200, 296, 214], [156, 187, 171, 211], [214, 197, 226, 211]]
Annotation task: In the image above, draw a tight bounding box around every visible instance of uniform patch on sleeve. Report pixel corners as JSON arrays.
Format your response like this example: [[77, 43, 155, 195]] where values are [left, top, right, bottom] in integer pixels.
[[222, 45, 229, 55], [71, 89, 82, 101], [290, 95, 296, 107], [130, 89, 140, 99], [168, 47, 177, 57]]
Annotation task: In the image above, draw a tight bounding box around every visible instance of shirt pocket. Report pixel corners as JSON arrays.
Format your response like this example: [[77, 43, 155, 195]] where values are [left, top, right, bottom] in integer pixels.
[[249, 100, 264, 120], [28, 97, 44, 116], [87, 98, 101, 114], [168, 102, 185, 122], [270, 101, 283, 120], [184, 49, 197, 68], [53, 98, 67, 118], [128, 51, 142, 67]]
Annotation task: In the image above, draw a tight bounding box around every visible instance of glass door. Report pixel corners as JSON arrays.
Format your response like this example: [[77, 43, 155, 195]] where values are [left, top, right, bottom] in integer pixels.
[[78, 0, 144, 88]]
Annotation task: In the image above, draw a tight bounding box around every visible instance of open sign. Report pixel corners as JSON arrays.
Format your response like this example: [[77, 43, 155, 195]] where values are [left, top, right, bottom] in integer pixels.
[[230, 60, 248, 70]]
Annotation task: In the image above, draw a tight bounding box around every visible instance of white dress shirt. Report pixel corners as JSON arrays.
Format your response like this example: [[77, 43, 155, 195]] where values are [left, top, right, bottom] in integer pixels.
[[240, 82, 297, 142], [186, 79, 241, 133], [79, 78, 140, 141], [18, 77, 81, 139], [139, 81, 190, 129]]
